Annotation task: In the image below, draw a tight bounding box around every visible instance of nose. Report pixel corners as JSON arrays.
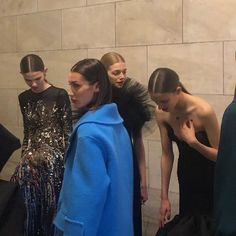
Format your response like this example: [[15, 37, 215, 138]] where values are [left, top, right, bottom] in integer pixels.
[[67, 88, 73, 97], [31, 81, 37, 88], [119, 72, 125, 80]]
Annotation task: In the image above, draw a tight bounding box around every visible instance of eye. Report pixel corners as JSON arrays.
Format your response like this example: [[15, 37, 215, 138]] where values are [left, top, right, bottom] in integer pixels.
[[112, 70, 121, 76], [69, 82, 80, 89]]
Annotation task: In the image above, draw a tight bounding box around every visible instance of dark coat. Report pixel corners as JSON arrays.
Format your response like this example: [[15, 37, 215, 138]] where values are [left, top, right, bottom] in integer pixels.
[[0, 179, 25, 236], [215, 99, 236, 236], [0, 124, 21, 171]]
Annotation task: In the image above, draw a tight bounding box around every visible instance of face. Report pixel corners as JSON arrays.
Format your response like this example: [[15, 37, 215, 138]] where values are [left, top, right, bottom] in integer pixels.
[[107, 62, 127, 88], [150, 92, 178, 112], [22, 70, 48, 93], [68, 72, 99, 110]]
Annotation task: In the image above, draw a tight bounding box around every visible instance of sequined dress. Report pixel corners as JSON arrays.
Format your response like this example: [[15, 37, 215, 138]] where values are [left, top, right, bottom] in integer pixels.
[[11, 86, 72, 236]]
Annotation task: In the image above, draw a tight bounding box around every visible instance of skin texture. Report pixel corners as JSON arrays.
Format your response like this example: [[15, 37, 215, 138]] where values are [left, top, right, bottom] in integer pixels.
[[22, 69, 50, 93], [67, 72, 99, 110], [107, 61, 148, 203], [107, 62, 127, 88], [150, 87, 220, 227]]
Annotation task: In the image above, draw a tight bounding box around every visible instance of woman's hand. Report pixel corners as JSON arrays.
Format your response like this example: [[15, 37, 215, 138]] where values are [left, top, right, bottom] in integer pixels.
[[178, 120, 197, 145], [141, 185, 148, 204], [159, 198, 171, 228]]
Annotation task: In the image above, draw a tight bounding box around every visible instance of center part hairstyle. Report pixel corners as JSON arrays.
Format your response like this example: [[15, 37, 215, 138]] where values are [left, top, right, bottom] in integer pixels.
[[148, 67, 189, 94], [20, 54, 45, 73], [100, 52, 125, 70], [71, 58, 112, 109]]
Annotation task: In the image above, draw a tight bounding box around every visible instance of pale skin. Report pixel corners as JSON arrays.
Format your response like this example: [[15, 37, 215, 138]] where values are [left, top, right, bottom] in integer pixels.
[[67, 72, 99, 110], [150, 87, 219, 227], [107, 61, 148, 203], [22, 68, 51, 93]]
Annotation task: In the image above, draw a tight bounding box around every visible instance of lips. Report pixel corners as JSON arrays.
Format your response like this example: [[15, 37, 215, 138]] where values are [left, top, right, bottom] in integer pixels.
[[70, 98, 77, 104], [116, 81, 124, 87]]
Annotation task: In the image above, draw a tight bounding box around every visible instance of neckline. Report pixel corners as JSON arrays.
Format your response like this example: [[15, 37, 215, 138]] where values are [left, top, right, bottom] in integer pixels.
[[30, 85, 53, 95]]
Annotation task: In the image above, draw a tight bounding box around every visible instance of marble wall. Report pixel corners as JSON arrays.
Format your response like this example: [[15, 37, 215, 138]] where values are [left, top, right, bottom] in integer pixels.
[[0, 0, 235, 196]]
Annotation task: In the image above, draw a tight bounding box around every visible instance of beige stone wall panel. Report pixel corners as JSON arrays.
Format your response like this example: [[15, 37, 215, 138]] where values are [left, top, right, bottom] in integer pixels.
[[0, 0, 37, 17], [0, 16, 17, 52], [224, 41, 236, 95], [62, 4, 115, 49], [0, 53, 24, 88], [36, 49, 88, 88], [38, 0, 86, 11], [183, 0, 236, 42], [148, 42, 223, 94], [87, 0, 123, 5], [17, 11, 62, 51], [116, 0, 182, 46]]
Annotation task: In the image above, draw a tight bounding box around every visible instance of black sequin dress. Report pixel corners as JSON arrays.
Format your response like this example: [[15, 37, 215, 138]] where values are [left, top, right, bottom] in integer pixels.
[[112, 78, 155, 236], [156, 126, 215, 236], [11, 86, 72, 236]]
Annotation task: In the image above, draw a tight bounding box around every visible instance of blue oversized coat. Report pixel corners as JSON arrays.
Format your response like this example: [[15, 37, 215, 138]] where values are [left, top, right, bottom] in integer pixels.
[[54, 103, 134, 236]]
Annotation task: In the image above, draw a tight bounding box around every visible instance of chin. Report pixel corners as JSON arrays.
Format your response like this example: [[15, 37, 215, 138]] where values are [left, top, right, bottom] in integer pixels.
[[162, 108, 168, 112]]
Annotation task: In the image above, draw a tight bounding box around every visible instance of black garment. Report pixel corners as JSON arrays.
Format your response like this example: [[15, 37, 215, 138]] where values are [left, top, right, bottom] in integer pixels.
[[112, 78, 155, 236], [0, 124, 21, 171], [156, 127, 215, 236], [0, 179, 26, 236], [215, 99, 236, 236], [11, 86, 72, 236]]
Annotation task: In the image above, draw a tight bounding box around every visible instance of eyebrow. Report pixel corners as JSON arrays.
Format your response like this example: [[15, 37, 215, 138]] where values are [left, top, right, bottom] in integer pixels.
[[25, 76, 41, 81]]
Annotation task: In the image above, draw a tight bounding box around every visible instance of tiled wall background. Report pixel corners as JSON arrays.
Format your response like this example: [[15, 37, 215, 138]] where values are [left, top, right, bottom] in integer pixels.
[[0, 0, 235, 211]]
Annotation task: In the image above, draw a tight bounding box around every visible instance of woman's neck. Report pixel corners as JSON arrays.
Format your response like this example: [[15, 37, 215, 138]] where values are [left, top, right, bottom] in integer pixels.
[[174, 92, 194, 115]]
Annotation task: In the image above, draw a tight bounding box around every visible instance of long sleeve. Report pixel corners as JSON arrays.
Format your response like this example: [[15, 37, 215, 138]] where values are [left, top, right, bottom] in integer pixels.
[[57, 90, 72, 149], [18, 95, 29, 154]]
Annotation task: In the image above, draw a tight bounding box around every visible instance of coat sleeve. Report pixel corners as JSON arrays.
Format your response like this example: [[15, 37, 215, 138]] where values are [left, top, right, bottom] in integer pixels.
[[214, 101, 236, 235], [63, 135, 110, 236]]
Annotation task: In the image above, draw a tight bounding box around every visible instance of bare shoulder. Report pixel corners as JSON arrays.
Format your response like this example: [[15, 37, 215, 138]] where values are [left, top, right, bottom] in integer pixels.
[[194, 96, 216, 118]]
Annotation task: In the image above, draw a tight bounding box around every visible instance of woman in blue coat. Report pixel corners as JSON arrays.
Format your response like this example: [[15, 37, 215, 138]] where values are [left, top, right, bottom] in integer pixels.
[[54, 58, 134, 236]]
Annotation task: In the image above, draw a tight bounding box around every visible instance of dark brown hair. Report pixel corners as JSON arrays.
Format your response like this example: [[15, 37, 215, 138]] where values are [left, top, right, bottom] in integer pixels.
[[20, 54, 44, 73], [71, 58, 112, 110], [100, 52, 125, 70], [148, 68, 189, 94]]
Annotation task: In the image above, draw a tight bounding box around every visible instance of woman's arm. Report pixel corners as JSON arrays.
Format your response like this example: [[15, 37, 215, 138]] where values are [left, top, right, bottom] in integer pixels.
[[58, 90, 72, 148], [156, 111, 174, 227], [133, 131, 148, 203]]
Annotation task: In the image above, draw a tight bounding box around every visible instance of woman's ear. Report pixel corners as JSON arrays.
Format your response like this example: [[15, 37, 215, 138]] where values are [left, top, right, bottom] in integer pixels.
[[176, 86, 182, 94], [94, 82, 100, 92]]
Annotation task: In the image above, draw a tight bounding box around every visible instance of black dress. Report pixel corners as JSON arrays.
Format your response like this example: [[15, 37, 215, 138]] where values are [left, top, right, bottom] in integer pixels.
[[156, 126, 215, 236], [112, 78, 155, 236], [10, 86, 72, 236]]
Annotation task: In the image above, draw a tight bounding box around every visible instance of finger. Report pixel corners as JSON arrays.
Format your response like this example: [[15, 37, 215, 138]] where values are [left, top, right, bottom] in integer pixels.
[[159, 218, 164, 228]]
